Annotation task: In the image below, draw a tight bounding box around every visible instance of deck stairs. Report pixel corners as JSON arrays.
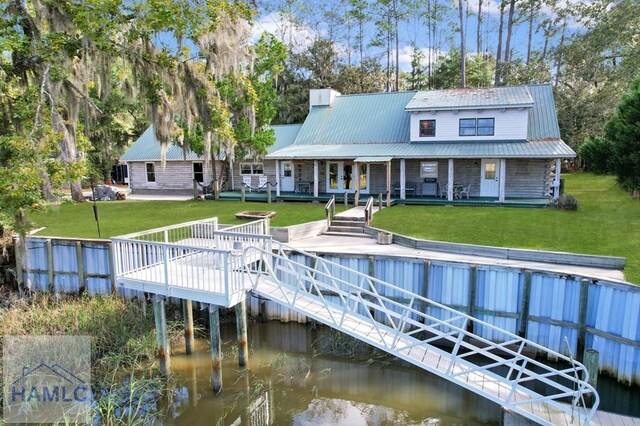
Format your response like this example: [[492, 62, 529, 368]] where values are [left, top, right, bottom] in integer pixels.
[[112, 218, 599, 426], [324, 215, 369, 237]]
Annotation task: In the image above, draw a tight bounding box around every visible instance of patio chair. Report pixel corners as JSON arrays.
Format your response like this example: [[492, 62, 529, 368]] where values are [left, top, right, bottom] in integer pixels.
[[458, 184, 471, 199], [439, 183, 448, 198], [258, 175, 268, 191], [242, 175, 252, 192]]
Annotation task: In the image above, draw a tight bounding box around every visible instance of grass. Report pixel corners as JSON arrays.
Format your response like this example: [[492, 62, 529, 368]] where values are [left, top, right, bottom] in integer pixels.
[[29, 200, 335, 239], [372, 172, 640, 284]]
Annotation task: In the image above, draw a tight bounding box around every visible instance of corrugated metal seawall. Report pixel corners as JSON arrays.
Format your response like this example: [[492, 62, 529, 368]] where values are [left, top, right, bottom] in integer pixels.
[[18, 236, 640, 385]]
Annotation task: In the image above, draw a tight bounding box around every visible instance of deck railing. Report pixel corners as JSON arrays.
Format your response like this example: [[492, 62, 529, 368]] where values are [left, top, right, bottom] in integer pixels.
[[247, 241, 599, 425], [111, 218, 271, 306]]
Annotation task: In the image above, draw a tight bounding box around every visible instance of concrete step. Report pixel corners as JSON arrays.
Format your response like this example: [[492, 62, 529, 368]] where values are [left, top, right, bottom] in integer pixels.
[[328, 226, 365, 234], [333, 215, 365, 223], [322, 231, 374, 239], [331, 220, 365, 228]]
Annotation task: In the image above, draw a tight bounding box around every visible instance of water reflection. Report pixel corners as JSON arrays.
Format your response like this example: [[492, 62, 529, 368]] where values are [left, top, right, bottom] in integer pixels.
[[162, 322, 502, 425]]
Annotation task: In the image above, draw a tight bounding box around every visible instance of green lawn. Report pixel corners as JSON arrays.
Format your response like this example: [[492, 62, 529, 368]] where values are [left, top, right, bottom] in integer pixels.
[[29, 173, 639, 284], [372, 173, 640, 284], [30, 200, 334, 239]]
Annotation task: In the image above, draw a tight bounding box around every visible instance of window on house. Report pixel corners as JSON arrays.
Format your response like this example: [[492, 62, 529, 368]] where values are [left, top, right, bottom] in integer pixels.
[[419, 119, 436, 137], [240, 163, 264, 175], [459, 119, 477, 136], [145, 162, 155, 182], [477, 118, 495, 136], [460, 118, 495, 136], [193, 162, 204, 183]]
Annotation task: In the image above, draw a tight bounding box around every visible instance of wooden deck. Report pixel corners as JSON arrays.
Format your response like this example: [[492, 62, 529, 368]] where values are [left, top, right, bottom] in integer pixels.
[[212, 191, 549, 208]]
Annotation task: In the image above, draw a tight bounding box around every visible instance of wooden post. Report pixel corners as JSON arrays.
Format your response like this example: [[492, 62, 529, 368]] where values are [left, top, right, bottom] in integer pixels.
[[313, 160, 319, 198], [193, 179, 198, 200], [209, 305, 223, 393], [108, 243, 117, 293], [267, 182, 272, 204], [499, 159, 507, 202], [386, 161, 391, 207], [14, 237, 24, 290], [236, 299, 249, 367], [46, 238, 54, 292], [354, 163, 360, 206], [275, 160, 281, 197], [214, 180, 220, 200], [240, 184, 246, 202], [378, 193, 383, 210], [583, 348, 599, 407], [75, 241, 85, 294], [467, 265, 478, 333], [183, 299, 195, 355], [344, 192, 348, 208], [578, 278, 590, 355], [153, 296, 171, 375], [447, 159, 454, 201], [400, 159, 406, 199], [518, 270, 532, 337], [367, 255, 375, 278], [421, 260, 431, 313], [553, 158, 561, 200]]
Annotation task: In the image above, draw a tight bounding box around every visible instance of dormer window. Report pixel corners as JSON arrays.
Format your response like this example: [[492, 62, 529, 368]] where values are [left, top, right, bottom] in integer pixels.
[[459, 118, 495, 136], [419, 119, 436, 137]]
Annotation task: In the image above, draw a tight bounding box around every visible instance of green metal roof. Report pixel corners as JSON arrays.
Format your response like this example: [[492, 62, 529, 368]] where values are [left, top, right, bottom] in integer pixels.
[[268, 139, 575, 159], [405, 86, 534, 111], [121, 124, 301, 162], [292, 91, 417, 145], [526, 84, 561, 140]]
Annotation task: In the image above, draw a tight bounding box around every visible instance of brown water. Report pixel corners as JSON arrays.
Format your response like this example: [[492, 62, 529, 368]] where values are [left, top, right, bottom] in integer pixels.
[[160, 322, 502, 425]]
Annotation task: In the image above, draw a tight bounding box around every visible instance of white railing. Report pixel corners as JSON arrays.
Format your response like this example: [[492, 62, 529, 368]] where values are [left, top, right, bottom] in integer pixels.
[[111, 218, 271, 307], [364, 196, 374, 225], [246, 242, 599, 426], [116, 217, 220, 246], [223, 219, 270, 236], [324, 195, 336, 228]]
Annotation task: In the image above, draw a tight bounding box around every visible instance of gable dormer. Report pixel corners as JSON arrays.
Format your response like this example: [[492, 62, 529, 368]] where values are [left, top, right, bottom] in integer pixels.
[[406, 86, 534, 142]]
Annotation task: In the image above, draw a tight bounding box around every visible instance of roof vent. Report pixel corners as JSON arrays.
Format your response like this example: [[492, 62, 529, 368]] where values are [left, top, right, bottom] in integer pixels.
[[309, 88, 341, 110]]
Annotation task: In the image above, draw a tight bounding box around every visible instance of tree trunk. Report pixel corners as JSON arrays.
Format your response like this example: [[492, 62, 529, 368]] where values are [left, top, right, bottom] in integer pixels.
[[477, 0, 483, 55], [427, 0, 432, 89], [494, 0, 506, 85], [554, 22, 567, 87], [526, 5, 534, 65], [394, 0, 399, 91], [458, 0, 466, 88], [504, 0, 516, 64]]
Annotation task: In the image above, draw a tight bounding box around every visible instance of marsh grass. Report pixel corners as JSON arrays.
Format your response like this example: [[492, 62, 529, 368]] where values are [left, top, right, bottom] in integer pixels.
[[0, 292, 184, 425]]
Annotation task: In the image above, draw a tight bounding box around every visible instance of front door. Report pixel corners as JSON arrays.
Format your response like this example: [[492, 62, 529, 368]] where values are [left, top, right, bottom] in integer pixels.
[[280, 161, 294, 192], [326, 162, 368, 193], [480, 159, 500, 197]]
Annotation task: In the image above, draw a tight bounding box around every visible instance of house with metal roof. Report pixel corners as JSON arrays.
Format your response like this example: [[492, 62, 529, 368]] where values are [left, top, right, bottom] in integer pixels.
[[264, 84, 574, 205], [120, 124, 301, 194]]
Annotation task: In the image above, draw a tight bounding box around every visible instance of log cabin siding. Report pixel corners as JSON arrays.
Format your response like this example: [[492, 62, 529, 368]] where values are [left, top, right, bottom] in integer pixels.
[[129, 160, 216, 192]]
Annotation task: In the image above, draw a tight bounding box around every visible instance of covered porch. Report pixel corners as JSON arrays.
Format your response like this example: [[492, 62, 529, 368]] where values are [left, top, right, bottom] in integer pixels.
[[266, 156, 564, 206]]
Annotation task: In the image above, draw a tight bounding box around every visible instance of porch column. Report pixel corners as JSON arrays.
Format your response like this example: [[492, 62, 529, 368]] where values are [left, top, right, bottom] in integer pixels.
[[447, 159, 454, 201], [313, 160, 319, 198], [400, 159, 406, 200], [553, 158, 561, 200], [499, 159, 507, 202], [229, 159, 234, 191], [386, 161, 391, 207], [354, 162, 361, 206], [275, 160, 281, 196]]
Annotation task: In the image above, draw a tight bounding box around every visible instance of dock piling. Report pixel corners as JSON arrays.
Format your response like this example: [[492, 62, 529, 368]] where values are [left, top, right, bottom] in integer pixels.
[[209, 305, 223, 393], [236, 299, 249, 367], [183, 299, 195, 355], [583, 348, 599, 407], [153, 296, 171, 375]]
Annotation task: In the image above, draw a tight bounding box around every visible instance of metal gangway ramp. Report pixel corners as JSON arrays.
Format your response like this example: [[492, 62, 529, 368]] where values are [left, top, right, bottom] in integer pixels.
[[111, 218, 599, 425], [245, 243, 599, 426]]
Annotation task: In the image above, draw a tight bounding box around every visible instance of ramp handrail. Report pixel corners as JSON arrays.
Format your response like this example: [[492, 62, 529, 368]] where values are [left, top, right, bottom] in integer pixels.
[[363, 196, 374, 225], [223, 219, 270, 236], [324, 195, 336, 228], [245, 242, 598, 425]]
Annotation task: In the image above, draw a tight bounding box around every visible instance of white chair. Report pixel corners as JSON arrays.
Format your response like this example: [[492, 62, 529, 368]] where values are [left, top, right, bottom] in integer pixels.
[[258, 175, 267, 191], [459, 184, 471, 199], [242, 175, 252, 192], [439, 183, 448, 198]]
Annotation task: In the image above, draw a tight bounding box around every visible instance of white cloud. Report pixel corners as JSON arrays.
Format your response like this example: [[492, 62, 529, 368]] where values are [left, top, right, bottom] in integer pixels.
[[395, 45, 446, 73], [252, 12, 321, 53]]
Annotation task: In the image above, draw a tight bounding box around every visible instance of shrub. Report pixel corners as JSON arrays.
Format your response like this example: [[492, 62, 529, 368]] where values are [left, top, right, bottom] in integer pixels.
[[551, 194, 579, 211]]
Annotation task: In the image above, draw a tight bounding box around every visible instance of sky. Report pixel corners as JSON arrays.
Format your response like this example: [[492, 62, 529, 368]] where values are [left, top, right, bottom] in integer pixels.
[[252, 0, 588, 72]]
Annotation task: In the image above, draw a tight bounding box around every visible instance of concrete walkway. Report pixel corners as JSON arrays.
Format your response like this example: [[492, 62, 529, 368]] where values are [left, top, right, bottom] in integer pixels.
[[288, 234, 625, 282], [335, 205, 381, 219]]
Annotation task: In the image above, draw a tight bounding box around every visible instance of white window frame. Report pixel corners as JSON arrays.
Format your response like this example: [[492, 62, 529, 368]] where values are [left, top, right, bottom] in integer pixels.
[[240, 162, 265, 175], [145, 162, 156, 182]]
